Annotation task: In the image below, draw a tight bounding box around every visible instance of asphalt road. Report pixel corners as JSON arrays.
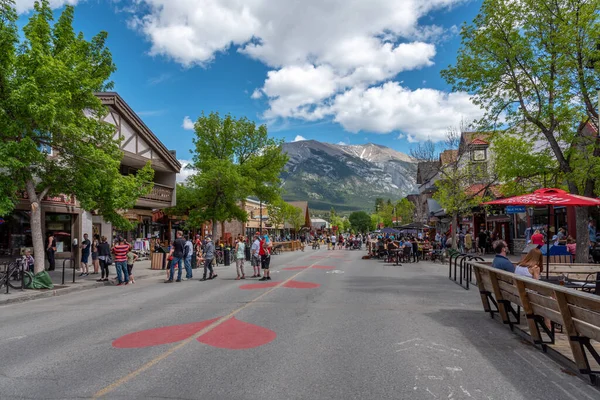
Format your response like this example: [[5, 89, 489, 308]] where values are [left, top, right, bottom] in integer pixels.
[[1, 248, 598, 400]]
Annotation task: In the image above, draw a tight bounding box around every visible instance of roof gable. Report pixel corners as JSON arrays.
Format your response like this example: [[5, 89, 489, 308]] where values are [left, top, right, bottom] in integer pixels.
[[95, 92, 181, 172]]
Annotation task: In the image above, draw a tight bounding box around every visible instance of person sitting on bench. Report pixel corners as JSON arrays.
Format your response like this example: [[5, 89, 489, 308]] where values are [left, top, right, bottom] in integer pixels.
[[491, 240, 515, 273]]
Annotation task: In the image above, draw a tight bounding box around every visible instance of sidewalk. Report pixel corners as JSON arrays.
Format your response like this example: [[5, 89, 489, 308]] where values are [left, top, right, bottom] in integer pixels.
[[0, 259, 167, 306]]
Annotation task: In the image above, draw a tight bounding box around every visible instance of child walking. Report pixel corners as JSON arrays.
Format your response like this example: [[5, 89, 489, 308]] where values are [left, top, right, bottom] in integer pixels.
[[126, 246, 139, 284]]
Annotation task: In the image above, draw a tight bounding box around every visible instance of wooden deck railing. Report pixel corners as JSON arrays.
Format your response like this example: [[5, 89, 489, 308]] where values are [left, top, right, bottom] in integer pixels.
[[140, 183, 173, 204]]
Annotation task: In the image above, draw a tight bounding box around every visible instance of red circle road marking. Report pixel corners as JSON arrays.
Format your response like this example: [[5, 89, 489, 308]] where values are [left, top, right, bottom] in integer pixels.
[[282, 266, 309, 271], [197, 317, 276, 349], [312, 265, 336, 270], [112, 318, 220, 348], [283, 280, 320, 289], [239, 281, 281, 290]]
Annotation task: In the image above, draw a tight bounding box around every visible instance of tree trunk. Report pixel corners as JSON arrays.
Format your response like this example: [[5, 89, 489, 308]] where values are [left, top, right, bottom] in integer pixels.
[[25, 180, 47, 274], [574, 206, 589, 263], [451, 212, 458, 250], [212, 218, 218, 240]]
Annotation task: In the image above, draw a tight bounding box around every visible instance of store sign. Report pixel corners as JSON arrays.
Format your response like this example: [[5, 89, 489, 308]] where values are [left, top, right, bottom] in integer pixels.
[[20, 192, 75, 205], [506, 206, 526, 214]]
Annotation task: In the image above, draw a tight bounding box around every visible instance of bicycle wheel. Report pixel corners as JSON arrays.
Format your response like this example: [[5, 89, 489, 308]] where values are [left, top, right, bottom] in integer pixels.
[[7, 267, 23, 289]]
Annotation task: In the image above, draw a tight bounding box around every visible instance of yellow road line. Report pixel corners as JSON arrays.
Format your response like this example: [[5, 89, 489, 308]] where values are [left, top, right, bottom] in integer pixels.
[[93, 256, 329, 398]]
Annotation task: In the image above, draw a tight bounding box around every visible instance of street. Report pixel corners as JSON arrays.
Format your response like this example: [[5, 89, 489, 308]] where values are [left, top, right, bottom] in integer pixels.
[[1, 249, 597, 400]]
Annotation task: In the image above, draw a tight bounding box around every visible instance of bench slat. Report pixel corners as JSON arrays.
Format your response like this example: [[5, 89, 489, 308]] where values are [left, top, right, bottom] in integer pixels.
[[530, 303, 563, 323], [498, 280, 519, 297]]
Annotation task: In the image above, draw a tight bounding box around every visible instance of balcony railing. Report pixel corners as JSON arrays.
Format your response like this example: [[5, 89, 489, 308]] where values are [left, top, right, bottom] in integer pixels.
[[139, 183, 173, 204]]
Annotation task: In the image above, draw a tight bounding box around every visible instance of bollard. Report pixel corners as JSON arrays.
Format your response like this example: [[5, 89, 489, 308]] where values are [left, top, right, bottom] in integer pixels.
[[62, 259, 67, 285], [72, 258, 76, 283]]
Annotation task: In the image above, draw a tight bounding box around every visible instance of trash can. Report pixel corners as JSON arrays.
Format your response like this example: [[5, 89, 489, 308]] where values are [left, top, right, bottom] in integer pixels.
[[244, 245, 251, 261], [152, 246, 170, 270], [224, 247, 231, 266], [191, 252, 197, 269]]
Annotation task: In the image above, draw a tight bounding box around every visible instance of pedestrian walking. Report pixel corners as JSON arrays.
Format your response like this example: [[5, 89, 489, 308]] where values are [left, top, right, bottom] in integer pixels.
[[96, 236, 111, 282], [259, 234, 272, 281], [184, 235, 193, 279], [46, 233, 56, 271], [330, 233, 336, 250], [80, 233, 91, 277], [91, 234, 100, 275], [465, 230, 473, 254], [478, 230, 487, 255], [251, 233, 261, 278], [112, 237, 130, 286], [126, 246, 138, 284], [166, 231, 186, 283], [200, 236, 216, 281], [235, 235, 246, 280]]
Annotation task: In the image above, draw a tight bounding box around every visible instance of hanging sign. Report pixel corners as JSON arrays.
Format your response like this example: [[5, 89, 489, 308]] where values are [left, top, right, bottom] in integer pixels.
[[506, 206, 526, 214]]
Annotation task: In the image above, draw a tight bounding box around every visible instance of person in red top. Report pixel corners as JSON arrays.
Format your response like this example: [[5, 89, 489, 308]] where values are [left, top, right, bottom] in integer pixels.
[[259, 234, 272, 281], [530, 230, 545, 246], [112, 237, 130, 286]]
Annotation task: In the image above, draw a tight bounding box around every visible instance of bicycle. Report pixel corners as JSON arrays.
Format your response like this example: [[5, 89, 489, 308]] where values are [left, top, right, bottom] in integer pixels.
[[0, 257, 32, 291]]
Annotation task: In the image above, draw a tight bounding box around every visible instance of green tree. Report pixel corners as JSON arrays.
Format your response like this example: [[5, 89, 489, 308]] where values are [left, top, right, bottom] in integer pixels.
[[287, 206, 305, 235], [267, 198, 289, 230], [491, 132, 560, 197], [370, 214, 379, 231], [189, 112, 288, 239], [395, 198, 415, 225], [349, 211, 371, 233], [0, 0, 153, 273], [441, 0, 600, 261]]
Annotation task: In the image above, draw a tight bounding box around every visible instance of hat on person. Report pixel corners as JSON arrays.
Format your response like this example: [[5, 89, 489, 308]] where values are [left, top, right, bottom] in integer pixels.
[[552, 235, 558, 241], [206, 236, 212, 242]]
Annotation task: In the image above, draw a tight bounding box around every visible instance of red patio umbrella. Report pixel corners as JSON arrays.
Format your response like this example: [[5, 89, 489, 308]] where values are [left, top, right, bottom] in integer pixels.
[[484, 188, 600, 278]]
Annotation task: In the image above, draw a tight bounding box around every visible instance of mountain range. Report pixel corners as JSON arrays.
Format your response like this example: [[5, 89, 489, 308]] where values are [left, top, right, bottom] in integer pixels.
[[280, 140, 418, 212]]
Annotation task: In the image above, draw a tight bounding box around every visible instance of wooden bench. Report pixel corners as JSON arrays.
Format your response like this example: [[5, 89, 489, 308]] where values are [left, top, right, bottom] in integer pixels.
[[543, 254, 573, 264], [469, 261, 600, 385]]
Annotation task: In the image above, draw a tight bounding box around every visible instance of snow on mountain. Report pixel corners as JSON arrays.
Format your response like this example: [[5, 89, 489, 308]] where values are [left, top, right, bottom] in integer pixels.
[[280, 140, 418, 212]]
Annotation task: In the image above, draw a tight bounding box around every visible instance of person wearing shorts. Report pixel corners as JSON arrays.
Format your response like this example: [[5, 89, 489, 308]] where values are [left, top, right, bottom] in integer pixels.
[[80, 233, 91, 277], [126, 247, 138, 284], [259, 234, 271, 281], [251, 233, 261, 278]]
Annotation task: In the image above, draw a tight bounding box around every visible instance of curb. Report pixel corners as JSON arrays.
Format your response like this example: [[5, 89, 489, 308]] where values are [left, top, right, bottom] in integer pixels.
[[0, 269, 167, 306]]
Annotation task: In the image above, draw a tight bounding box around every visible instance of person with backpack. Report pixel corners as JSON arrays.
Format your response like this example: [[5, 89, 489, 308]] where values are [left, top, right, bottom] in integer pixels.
[[96, 236, 111, 282], [259, 234, 272, 281]]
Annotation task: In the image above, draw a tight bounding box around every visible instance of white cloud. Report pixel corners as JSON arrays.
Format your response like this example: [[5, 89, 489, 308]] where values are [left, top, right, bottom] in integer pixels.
[[251, 89, 263, 99], [337, 141, 347, 146], [293, 135, 307, 142], [14, 0, 80, 13], [130, 0, 475, 142], [176, 160, 196, 183], [182, 116, 194, 130], [324, 82, 484, 142]]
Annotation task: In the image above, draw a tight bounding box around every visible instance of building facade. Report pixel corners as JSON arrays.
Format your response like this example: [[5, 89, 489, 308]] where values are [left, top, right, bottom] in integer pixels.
[[0, 92, 180, 263]]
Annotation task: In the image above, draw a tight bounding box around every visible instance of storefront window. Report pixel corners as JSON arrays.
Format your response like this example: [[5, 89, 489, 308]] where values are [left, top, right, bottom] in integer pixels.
[[45, 213, 72, 252], [0, 211, 33, 259], [515, 212, 527, 238]]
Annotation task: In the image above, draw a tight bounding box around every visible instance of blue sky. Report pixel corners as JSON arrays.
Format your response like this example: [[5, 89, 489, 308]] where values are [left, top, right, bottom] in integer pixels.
[[15, 0, 483, 165]]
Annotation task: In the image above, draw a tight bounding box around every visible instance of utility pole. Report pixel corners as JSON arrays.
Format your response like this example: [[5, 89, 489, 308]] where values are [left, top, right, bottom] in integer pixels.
[[259, 200, 263, 234]]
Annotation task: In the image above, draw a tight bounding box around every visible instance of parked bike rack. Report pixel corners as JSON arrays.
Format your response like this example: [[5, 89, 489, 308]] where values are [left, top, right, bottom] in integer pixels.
[[448, 251, 463, 280], [452, 255, 484, 290]]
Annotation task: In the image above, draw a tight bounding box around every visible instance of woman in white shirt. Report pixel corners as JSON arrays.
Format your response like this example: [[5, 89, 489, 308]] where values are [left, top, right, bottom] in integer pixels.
[[514, 248, 543, 279]]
